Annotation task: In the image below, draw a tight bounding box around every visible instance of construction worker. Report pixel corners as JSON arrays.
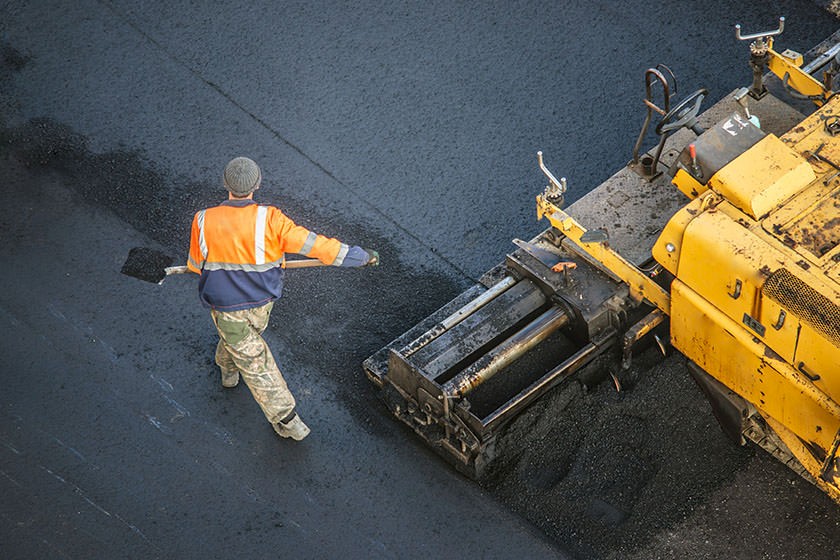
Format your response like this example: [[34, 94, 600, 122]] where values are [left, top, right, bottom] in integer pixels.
[[187, 156, 378, 441]]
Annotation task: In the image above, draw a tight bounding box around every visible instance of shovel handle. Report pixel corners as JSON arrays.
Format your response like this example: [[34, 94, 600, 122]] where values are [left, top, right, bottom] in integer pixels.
[[164, 265, 189, 275], [164, 259, 326, 277], [285, 258, 329, 269]]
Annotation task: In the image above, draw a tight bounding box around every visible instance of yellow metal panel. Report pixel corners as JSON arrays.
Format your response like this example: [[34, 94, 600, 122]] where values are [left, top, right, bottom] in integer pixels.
[[796, 322, 840, 403], [762, 268, 840, 381], [671, 168, 707, 199], [677, 211, 764, 321], [780, 95, 840, 151], [762, 181, 839, 264], [829, 259, 840, 284], [677, 209, 800, 360], [758, 297, 799, 364], [670, 279, 840, 459], [777, 49, 804, 67], [652, 191, 718, 277], [768, 50, 828, 101], [708, 134, 815, 220], [770, 185, 840, 262]]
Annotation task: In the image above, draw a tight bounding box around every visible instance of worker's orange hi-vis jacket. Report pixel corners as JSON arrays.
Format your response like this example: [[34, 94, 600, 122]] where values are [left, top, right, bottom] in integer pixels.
[[188, 199, 369, 310]]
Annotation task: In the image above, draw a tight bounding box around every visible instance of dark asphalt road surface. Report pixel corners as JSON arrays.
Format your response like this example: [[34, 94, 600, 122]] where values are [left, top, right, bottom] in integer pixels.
[[1, 2, 839, 559]]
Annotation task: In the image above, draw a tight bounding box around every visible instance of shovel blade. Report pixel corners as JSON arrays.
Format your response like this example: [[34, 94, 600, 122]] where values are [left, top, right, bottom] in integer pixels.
[[121, 247, 174, 284]]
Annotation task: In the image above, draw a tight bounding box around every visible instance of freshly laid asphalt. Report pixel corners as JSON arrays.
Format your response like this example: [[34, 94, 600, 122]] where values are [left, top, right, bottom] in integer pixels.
[[1, 2, 839, 559]]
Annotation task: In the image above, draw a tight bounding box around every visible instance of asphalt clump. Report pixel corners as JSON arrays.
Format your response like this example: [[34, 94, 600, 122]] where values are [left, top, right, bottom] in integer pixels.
[[482, 349, 752, 559]]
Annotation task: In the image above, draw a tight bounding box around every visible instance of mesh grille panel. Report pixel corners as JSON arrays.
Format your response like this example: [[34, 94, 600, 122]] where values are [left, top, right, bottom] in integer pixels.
[[763, 268, 840, 346]]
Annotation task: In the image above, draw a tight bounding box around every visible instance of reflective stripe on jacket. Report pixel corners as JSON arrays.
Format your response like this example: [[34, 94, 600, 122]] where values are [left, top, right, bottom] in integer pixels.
[[187, 199, 368, 310]]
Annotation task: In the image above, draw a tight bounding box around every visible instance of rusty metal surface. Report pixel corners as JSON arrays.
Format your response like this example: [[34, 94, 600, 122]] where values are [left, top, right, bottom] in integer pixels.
[[784, 188, 840, 259]]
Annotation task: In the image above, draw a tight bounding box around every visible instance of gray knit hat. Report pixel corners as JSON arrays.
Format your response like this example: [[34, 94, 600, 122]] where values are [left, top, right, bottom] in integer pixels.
[[223, 157, 262, 196]]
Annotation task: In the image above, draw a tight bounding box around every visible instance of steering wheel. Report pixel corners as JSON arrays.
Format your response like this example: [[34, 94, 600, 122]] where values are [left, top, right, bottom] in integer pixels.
[[655, 88, 708, 135]]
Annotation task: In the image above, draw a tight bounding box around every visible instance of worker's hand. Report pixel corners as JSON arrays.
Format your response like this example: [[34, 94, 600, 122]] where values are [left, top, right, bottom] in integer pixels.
[[364, 249, 380, 266]]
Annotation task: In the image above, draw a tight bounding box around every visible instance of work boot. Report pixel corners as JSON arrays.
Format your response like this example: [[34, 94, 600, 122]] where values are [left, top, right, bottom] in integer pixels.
[[220, 368, 239, 388], [272, 411, 310, 441]]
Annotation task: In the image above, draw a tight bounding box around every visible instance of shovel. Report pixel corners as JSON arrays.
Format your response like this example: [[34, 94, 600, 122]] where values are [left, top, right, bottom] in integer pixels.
[[120, 247, 331, 285]]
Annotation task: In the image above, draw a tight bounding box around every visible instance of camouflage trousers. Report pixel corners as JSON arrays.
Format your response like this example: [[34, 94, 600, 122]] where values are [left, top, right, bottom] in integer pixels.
[[210, 302, 296, 425]]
